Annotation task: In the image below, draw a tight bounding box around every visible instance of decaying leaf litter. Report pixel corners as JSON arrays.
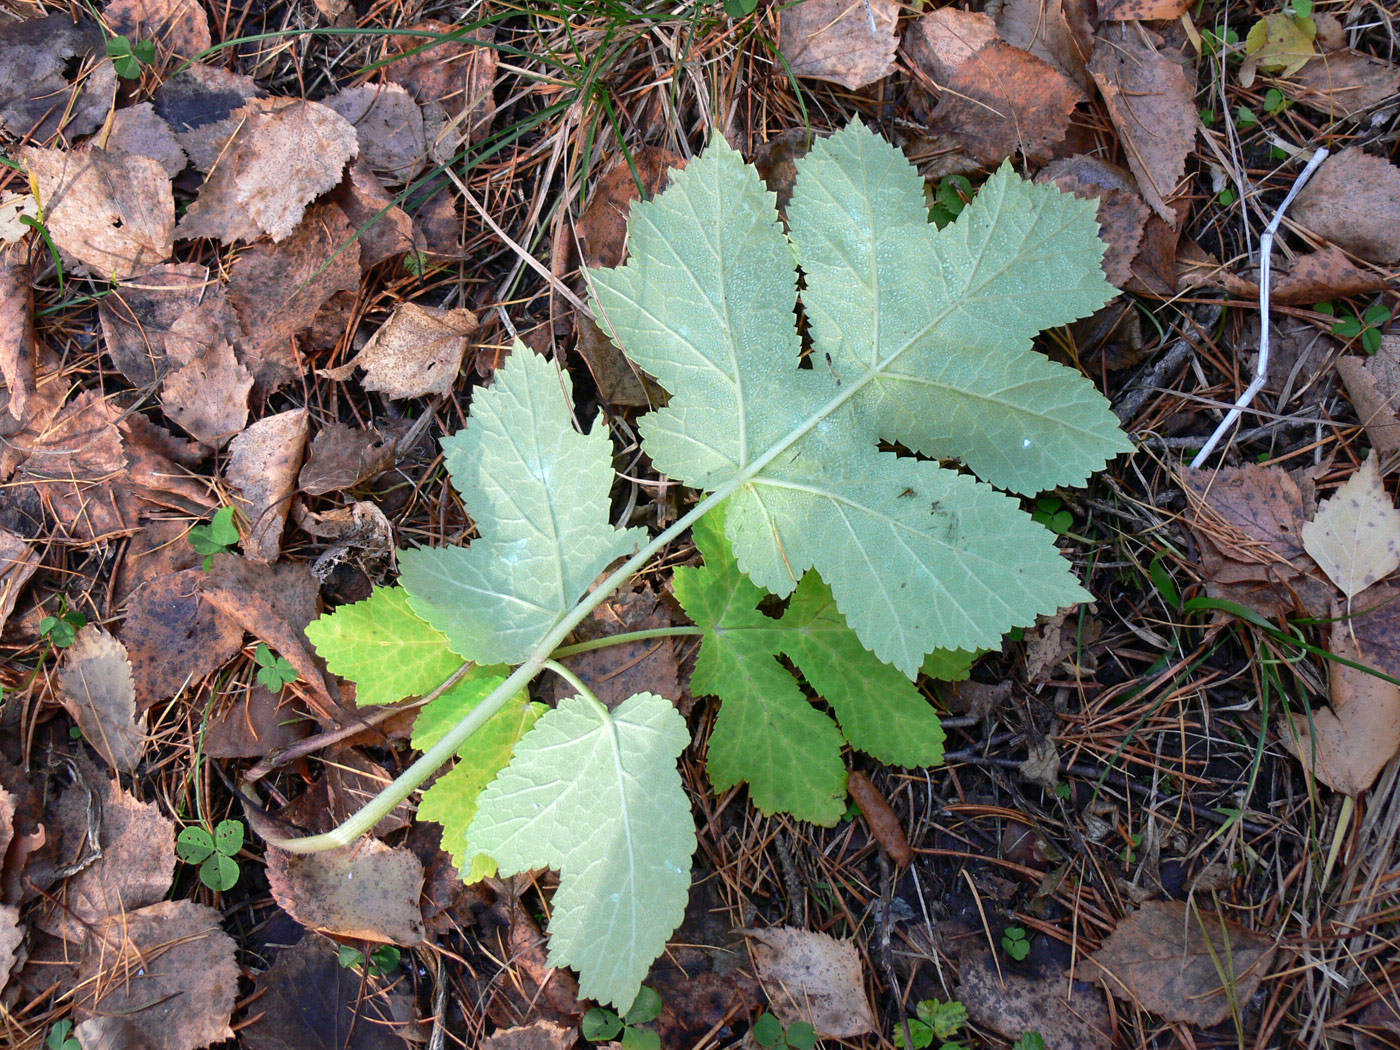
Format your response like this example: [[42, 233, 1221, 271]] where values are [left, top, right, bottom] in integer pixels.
[[1, 0, 1399, 1047]]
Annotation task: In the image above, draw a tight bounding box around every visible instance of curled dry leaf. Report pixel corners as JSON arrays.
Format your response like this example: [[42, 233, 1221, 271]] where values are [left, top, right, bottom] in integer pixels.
[[226, 407, 309, 562], [324, 302, 479, 400], [1301, 455, 1400, 600], [102, 0, 212, 57], [161, 336, 254, 447], [1037, 156, 1151, 286], [77, 900, 238, 1050], [266, 837, 426, 945], [97, 262, 209, 386], [1292, 148, 1400, 266], [990, 0, 1095, 91], [779, 0, 899, 90], [1087, 900, 1277, 1026], [56, 627, 146, 774], [324, 83, 426, 186], [337, 162, 416, 270], [846, 770, 912, 865], [1089, 27, 1197, 225], [103, 103, 188, 179], [1336, 336, 1400, 459], [1221, 246, 1390, 306], [746, 926, 877, 1038], [22, 146, 175, 280]]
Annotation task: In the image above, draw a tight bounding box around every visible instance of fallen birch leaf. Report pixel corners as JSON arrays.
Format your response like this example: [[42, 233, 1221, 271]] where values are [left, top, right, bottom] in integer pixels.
[[0, 528, 38, 633], [1037, 156, 1151, 286], [906, 8, 999, 84], [746, 926, 876, 1038], [1239, 13, 1317, 87], [958, 952, 1111, 1048], [779, 0, 899, 90], [0, 14, 113, 142], [57, 628, 146, 774], [102, 0, 212, 57], [161, 337, 253, 448], [103, 102, 188, 178], [154, 62, 263, 172], [1302, 455, 1400, 599], [1089, 27, 1197, 225], [204, 682, 311, 759], [386, 20, 499, 153], [0, 245, 35, 426], [482, 1021, 578, 1050], [266, 837, 426, 945], [17, 391, 134, 542], [1098, 0, 1190, 20], [1222, 247, 1390, 305], [1336, 336, 1400, 458], [226, 408, 309, 562], [1087, 900, 1276, 1026], [1292, 148, 1400, 266], [1282, 48, 1400, 120], [991, 0, 1095, 90], [298, 422, 397, 495], [0, 904, 19, 996], [337, 162, 416, 270], [324, 302, 478, 399], [324, 83, 426, 186], [97, 262, 209, 386], [22, 146, 175, 280]]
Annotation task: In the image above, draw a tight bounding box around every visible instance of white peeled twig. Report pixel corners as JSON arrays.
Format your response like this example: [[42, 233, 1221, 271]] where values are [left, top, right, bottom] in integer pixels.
[[1191, 146, 1330, 469]]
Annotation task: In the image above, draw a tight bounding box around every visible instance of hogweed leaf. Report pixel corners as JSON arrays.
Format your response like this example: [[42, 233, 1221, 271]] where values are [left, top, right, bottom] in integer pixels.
[[465, 691, 695, 1010], [399, 345, 646, 664], [675, 509, 944, 823], [305, 586, 463, 707], [590, 120, 1129, 675]]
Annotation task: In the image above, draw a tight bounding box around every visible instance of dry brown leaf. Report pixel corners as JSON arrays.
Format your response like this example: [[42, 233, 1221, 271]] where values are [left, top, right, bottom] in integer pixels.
[[226, 407, 309, 562], [1282, 49, 1400, 119], [22, 146, 174, 280], [299, 422, 397, 496], [177, 99, 358, 243], [119, 568, 245, 712], [412, 184, 467, 259], [161, 337, 253, 448], [990, 0, 1095, 91], [1089, 27, 1197, 225], [204, 682, 311, 759], [779, 0, 899, 90], [1337, 337, 1400, 459], [0, 903, 19, 996], [906, 8, 1000, 84], [483, 1022, 578, 1050], [746, 926, 877, 1038], [227, 201, 361, 393], [154, 62, 263, 172], [57, 627, 146, 774], [1177, 463, 1334, 619], [1221, 246, 1390, 305], [1346, 584, 1400, 681], [552, 582, 682, 710], [958, 952, 1111, 1048], [0, 528, 39, 634], [1099, 0, 1190, 20], [325, 83, 426, 186], [0, 245, 35, 427], [102, 102, 188, 178], [1282, 612, 1400, 795], [77, 900, 237, 1050], [280, 751, 414, 838], [17, 391, 134, 542], [36, 772, 174, 942], [1302, 455, 1400, 599], [1, 346, 69, 477], [0, 15, 114, 142], [266, 837, 426, 945], [103, 0, 212, 57], [931, 42, 1082, 167], [1087, 900, 1276, 1025], [387, 21, 499, 151], [1037, 156, 1151, 286], [97, 262, 209, 386], [337, 161, 416, 270], [1292, 148, 1400, 266], [324, 302, 478, 400]]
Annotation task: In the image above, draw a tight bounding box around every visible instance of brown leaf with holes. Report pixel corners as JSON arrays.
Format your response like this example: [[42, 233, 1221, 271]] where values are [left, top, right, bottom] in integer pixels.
[[103, 0, 211, 57], [161, 337, 253, 448], [35, 772, 173, 943], [177, 99, 358, 243], [0, 14, 114, 142], [991, 0, 1095, 90], [1087, 900, 1276, 1025], [0, 246, 35, 428], [959, 952, 1111, 1048], [747, 926, 876, 1038], [324, 302, 478, 399], [119, 569, 245, 712], [1282, 48, 1400, 120], [227, 201, 361, 393], [1337, 336, 1400, 459], [97, 262, 210, 386], [1089, 27, 1197, 225], [906, 8, 1000, 84], [779, 0, 899, 90], [22, 147, 174, 280], [930, 42, 1083, 167], [103, 103, 188, 178], [76, 900, 237, 1050], [1177, 463, 1333, 619], [266, 837, 426, 945], [1099, 0, 1190, 20], [1037, 156, 1151, 286], [325, 84, 426, 186], [17, 391, 134, 542], [1291, 148, 1400, 266], [226, 407, 308, 562], [56, 628, 146, 774]]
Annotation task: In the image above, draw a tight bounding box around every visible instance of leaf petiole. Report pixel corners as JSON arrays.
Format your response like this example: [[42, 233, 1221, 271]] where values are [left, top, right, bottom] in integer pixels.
[[550, 625, 702, 660], [543, 659, 609, 718]]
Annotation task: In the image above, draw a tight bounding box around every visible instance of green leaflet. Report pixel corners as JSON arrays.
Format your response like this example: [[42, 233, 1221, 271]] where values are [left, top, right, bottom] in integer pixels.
[[304, 586, 461, 707], [398, 345, 646, 665], [675, 509, 946, 825], [465, 691, 695, 1011], [590, 120, 1131, 675]]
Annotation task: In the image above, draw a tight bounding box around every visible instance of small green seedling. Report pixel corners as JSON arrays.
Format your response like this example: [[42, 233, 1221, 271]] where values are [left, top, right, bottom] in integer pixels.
[[338, 943, 401, 977], [927, 175, 973, 229], [1199, 108, 1217, 126], [1148, 551, 1181, 607], [582, 985, 662, 1050], [1291, 0, 1314, 16], [40, 599, 86, 649], [1263, 87, 1290, 115], [1201, 24, 1240, 55], [753, 1012, 817, 1050], [47, 1020, 80, 1050], [1120, 832, 1142, 866], [176, 819, 244, 891], [895, 997, 968, 1048], [1217, 187, 1239, 206], [187, 507, 240, 571], [106, 35, 156, 79], [1234, 105, 1258, 129], [1330, 302, 1391, 355], [254, 643, 298, 692], [723, 0, 760, 15], [402, 250, 431, 278], [1012, 1033, 1046, 1050], [1030, 496, 1073, 536], [1001, 926, 1031, 962]]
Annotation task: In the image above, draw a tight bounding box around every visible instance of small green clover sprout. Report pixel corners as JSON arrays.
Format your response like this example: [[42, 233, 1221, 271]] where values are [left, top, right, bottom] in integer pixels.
[[753, 1011, 817, 1050], [1012, 1033, 1047, 1050], [1263, 87, 1290, 115], [583, 985, 662, 1050], [1030, 496, 1074, 536], [254, 643, 298, 692], [106, 35, 156, 79], [40, 601, 86, 649], [1001, 926, 1031, 962], [1234, 105, 1259, 129], [723, 0, 760, 16], [338, 944, 401, 977], [896, 997, 967, 1048], [47, 1020, 80, 1050], [176, 819, 244, 891], [187, 507, 240, 571], [1332, 302, 1391, 355]]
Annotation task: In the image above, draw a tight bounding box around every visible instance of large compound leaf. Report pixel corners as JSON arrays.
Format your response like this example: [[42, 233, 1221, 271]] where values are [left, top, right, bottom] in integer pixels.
[[465, 691, 695, 1011], [590, 120, 1131, 675], [398, 345, 646, 664], [675, 509, 944, 824]]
